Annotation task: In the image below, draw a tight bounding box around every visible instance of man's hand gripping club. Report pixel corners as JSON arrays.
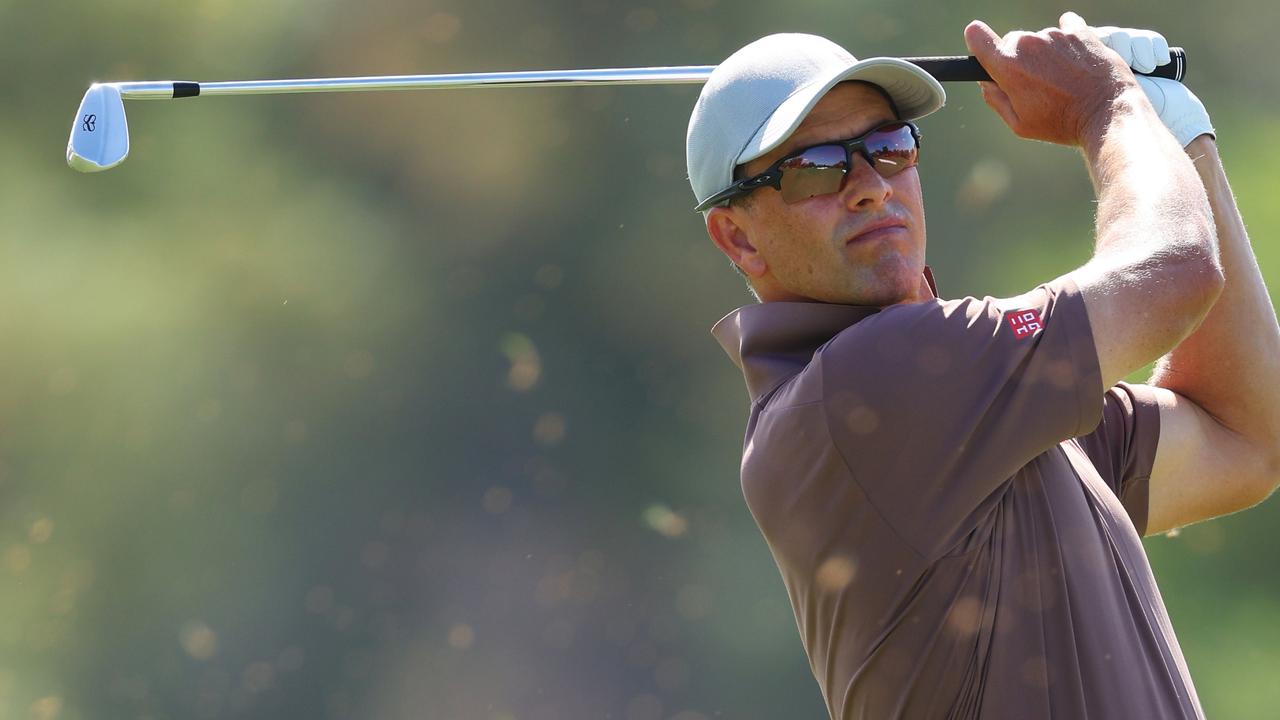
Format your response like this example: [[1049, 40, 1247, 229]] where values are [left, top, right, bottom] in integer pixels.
[[1095, 25, 1214, 147], [962, 12, 1146, 146]]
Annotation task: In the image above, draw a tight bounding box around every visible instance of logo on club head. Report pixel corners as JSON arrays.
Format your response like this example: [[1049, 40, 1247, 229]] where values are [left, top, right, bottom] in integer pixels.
[[82, 114, 97, 132]]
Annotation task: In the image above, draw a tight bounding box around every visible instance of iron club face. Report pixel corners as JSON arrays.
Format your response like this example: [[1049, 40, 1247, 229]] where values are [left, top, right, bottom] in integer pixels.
[[67, 84, 130, 172]]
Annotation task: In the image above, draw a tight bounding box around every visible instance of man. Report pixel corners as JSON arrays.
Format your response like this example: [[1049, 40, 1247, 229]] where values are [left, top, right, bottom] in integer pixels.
[[687, 13, 1280, 719]]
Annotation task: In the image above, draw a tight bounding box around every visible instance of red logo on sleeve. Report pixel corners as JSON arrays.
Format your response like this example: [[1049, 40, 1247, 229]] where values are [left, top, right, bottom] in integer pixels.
[[1007, 309, 1043, 339]]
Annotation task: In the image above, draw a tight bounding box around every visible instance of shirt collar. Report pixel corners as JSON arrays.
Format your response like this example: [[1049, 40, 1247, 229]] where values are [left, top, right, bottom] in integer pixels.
[[710, 267, 937, 404]]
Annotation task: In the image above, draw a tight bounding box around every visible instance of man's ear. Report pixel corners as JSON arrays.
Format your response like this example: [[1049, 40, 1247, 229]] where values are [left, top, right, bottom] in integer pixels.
[[706, 206, 768, 277]]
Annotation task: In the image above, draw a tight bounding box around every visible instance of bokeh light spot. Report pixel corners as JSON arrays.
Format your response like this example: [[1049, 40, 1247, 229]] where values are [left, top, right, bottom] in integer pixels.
[[533, 412, 566, 446], [29, 696, 62, 720], [957, 158, 1012, 211], [241, 661, 274, 693], [845, 406, 880, 435], [642, 504, 688, 538], [500, 333, 542, 392], [946, 596, 983, 637], [28, 517, 54, 544], [277, 646, 305, 672], [180, 621, 219, 660], [4, 545, 31, 574], [483, 486, 513, 514], [448, 623, 475, 650], [535, 570, 572, 608], [816, 555, 857, 592]]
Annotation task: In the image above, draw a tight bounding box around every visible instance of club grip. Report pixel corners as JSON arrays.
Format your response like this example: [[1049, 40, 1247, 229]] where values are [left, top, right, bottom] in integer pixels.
[[909, 47, 1187, 83]]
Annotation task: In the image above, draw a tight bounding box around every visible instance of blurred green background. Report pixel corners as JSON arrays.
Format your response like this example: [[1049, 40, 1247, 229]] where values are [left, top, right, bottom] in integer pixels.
[[3, 0, 1278, 718]]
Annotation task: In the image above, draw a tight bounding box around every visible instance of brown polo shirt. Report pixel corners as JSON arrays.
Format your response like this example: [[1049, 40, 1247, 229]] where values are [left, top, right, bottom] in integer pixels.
[[711, 275, 1203, 719]]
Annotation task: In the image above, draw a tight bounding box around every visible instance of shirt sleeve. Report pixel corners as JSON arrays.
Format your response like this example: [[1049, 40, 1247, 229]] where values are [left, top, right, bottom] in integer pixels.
[[1072, 382, 1163, 535], [817, 275, 1104, 558]]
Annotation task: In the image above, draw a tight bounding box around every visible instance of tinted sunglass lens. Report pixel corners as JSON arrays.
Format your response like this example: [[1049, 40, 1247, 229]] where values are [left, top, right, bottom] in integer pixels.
[[865, 124, 919, 178], [779, 145, 847, 204]]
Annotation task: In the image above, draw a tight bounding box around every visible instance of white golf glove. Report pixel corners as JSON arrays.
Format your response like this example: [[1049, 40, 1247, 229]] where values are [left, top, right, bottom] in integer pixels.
[[1095, 25, 1214, 146]]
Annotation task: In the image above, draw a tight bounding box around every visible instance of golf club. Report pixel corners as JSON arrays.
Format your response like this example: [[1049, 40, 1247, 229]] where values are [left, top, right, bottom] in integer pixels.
[[67, 49, 1187, 173]]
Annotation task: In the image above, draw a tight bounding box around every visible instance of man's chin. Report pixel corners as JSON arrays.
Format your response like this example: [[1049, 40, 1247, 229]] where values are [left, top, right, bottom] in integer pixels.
[[849, 267, 925, 306]]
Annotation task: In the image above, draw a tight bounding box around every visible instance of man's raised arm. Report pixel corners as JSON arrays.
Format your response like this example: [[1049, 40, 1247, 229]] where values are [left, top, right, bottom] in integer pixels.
[[965, 13, 1224, 391], [1077, 25, 1280, 532], [1142, 136, 1280, 531]]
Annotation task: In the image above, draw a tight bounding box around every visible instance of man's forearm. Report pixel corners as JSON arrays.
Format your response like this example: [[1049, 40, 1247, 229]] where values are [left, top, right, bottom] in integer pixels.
[[1084, 94, 1216, 265], [1151, 136, 1280, 457], [1069, 91, 1222, 388]]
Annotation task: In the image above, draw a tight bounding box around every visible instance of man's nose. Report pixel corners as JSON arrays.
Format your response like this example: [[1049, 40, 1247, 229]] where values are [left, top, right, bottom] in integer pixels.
[[842, 155, 894, 210]]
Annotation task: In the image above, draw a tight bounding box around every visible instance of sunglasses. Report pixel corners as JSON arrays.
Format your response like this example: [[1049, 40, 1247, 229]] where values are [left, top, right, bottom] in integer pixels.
[[694, 121, 921, 212]]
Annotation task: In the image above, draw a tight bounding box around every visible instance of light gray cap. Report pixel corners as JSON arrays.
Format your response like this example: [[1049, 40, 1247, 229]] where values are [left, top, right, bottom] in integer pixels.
[[686, 33, 946, 211]]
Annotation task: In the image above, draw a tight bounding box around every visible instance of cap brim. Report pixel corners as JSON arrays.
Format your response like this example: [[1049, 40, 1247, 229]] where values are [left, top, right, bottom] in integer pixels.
[[737, 57, 945, 166]]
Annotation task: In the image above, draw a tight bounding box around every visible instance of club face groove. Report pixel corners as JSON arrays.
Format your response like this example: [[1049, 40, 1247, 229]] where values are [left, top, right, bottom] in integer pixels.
[[67, 84, 130, 172]]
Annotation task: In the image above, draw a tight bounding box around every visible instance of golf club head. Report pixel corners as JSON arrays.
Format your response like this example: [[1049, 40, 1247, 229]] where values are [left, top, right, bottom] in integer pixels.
[[67, 84, 129, 172]]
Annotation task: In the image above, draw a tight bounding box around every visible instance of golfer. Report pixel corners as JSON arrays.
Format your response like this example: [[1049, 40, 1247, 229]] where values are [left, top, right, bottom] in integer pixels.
[[688, 13, 1278, 719]]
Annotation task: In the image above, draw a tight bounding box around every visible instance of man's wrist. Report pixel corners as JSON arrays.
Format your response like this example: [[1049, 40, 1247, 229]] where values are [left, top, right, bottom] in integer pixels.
[[1079, 86, 1157, 155], [1184, 133, 1217, 155]]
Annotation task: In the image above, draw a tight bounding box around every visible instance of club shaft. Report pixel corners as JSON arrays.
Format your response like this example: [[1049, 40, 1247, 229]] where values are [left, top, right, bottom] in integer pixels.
[[111, 49, 1187, 99], [116, 67, 717, 99]]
